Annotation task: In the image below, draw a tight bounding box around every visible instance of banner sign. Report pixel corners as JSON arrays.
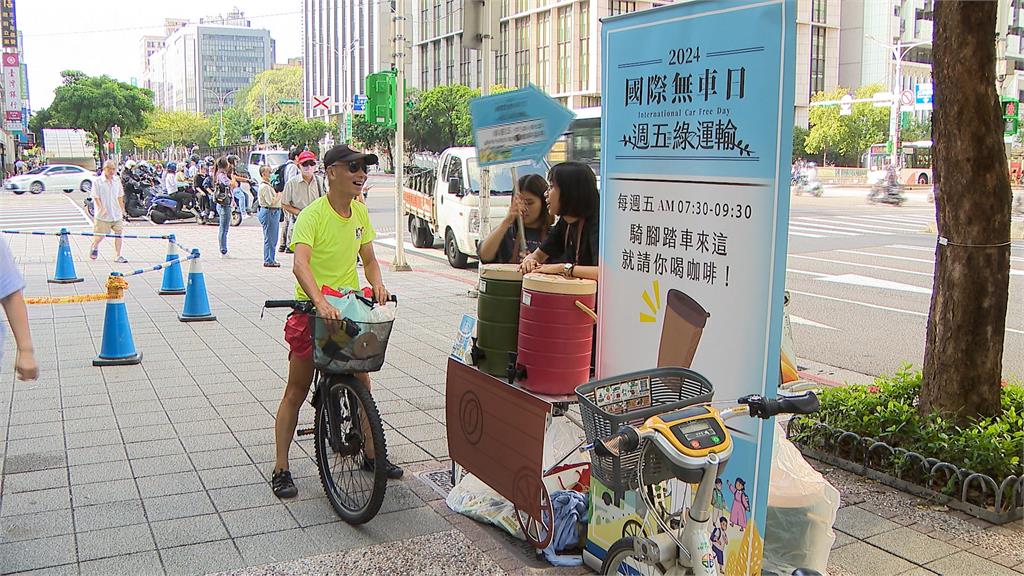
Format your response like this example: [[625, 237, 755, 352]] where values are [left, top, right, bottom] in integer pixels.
[[3, 50, 22, 131], [596, 0, 796, 573], [0, 0, 16, 50]]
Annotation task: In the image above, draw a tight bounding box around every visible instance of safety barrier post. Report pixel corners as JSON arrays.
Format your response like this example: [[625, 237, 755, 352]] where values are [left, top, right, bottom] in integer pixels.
[[49, 228, 84, 284], [178, 249, 216, 322], [158, 234, 186, 295], [93, 272, 142, 366]]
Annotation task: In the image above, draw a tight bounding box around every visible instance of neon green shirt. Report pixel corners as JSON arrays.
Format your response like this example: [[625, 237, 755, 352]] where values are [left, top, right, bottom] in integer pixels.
[[290, 196, 376, 300]]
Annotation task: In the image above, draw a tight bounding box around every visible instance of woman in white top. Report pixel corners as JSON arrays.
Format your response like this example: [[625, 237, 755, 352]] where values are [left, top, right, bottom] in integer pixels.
[[256, 164, 283, 267]]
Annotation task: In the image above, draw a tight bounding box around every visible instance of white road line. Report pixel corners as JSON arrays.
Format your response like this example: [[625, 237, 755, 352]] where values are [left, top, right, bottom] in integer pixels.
[[786, 268, 829, 277], [788, 230, 825, 238], [790, 225, 859, 236], [789, 315, 838, 330], [791, 218, 895, 235], [889, 243, 1024, 264], [831, 216, 925, 231], [69, 194, 94, 226], [787, 289, 1024, 335], [790, 254, 933, 277], [838, 249, 1023, 277], [825, 218, 922, 232], [815, 273, 932, 294]]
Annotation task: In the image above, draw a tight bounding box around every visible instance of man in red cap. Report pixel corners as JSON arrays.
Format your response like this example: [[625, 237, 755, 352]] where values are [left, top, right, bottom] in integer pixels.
[[280, 150, 326, 253]]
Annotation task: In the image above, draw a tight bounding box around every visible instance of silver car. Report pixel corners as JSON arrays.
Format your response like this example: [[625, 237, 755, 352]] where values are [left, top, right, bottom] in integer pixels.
[[5, 164, 95, 195]]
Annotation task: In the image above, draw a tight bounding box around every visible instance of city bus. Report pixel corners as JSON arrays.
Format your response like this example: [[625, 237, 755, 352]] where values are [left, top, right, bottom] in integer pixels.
[[565, 107, 601, 179], [865, 140, 933, 185]]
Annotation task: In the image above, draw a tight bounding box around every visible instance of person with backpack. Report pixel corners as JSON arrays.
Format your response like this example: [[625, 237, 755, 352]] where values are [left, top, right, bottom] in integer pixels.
[[280, 150, 324, 254], [278, 148, 302, 253]]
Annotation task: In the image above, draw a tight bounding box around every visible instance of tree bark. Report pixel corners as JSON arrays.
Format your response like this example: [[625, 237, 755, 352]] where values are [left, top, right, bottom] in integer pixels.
[[922, 2, 1011, 423]]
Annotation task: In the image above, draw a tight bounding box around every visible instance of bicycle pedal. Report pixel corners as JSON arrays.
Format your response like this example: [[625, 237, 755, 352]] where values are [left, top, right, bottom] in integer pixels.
[[296, 428, 315, 437]]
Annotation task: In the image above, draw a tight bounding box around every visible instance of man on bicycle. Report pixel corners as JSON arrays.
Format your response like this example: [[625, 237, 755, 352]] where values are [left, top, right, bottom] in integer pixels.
[[272, 144, 403, 499]]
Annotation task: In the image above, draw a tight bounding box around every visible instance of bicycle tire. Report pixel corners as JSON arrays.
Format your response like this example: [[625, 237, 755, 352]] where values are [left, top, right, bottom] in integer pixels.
[[313, 375, 388, 525], [601, 537, 667, 576]]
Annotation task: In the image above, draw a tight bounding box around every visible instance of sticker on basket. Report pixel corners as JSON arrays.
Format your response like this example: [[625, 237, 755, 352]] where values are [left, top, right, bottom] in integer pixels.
[[479, 279, 488, 293], [594, 376, 652, 415], [522, 292, 532, 306]]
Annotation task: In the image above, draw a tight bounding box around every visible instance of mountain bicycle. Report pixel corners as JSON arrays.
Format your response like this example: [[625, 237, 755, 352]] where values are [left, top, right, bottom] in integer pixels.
[[264, 295, 396, 524], [576, 368, 822, 576]]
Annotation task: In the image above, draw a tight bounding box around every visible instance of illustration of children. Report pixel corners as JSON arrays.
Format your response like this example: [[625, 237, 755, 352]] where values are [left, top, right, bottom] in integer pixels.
[[712, 478, 727, 520], [710, 517, 729, 574], [727, 477, 749, 531]]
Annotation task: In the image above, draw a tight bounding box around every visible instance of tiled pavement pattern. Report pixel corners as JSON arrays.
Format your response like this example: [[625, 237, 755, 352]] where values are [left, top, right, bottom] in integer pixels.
[[1, 222, 1022, 575]]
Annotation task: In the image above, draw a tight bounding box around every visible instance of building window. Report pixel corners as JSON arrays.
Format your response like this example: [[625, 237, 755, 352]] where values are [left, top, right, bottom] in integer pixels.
[[496, 22, 509, 85], [516, 0, 529, 15], [515, 17, 530, 87], [461, 48, 471, 85], [536, 12, 550, 90], [435, 0, 443, 37], [422, 2, 430, 40], [556, 6, 571, 92], [434, 43, 442, 87], [610, 0, 636, 15], [447, 39, 456, 83], [421, 45, 429, 87], [811, 0, 826, 24], [447, 0, 455, 33], [809, 26, 826, 97], [578, 1, 589, 91]]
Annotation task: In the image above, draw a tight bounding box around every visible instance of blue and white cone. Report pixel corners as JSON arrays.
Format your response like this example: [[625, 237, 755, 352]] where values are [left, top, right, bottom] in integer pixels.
[[49, 228, 84, 284], [158, 235, 186, 295], [179, 249, 216, 322], [94, 273, 142, 366]]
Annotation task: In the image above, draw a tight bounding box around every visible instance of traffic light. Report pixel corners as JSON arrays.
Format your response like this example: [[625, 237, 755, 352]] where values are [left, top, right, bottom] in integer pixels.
[[366, 71, 396, 128], [1001, 97, 1019, 136]]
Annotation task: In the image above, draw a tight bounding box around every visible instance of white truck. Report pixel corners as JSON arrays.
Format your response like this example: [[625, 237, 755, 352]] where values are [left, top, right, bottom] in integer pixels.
[[403, 147, 548, 268]]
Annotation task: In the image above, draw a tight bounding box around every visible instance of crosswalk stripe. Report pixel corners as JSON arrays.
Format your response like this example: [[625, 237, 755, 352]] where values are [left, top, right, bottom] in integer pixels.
[[789, 230, 825, 238], [826, 218, 922, 232], [791, 218, 895, 235], [790, 225, 858, 236]]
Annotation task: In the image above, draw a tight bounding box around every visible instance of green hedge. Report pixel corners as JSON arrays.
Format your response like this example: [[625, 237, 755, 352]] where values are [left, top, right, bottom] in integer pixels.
[[795, 366, 1024, 482]]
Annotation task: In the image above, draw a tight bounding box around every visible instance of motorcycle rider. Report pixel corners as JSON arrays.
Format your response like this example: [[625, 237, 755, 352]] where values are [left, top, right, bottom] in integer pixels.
[[227, 154, 253, 218], [162, 162, 196, 217]]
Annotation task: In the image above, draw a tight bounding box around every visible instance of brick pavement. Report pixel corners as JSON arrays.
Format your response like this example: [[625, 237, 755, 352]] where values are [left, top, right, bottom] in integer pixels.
[[1, 217, 1021, 575]]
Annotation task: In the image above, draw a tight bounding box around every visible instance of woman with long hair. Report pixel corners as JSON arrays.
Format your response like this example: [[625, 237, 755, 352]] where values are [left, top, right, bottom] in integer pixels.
[[478, 173, 554, 264], [519, 161, 599, 281], [211, 156, 234, 257]]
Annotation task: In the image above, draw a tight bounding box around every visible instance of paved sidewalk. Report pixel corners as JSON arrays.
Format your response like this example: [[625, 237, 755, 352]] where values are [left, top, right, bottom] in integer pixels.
[[1, 220, 1021, 575]]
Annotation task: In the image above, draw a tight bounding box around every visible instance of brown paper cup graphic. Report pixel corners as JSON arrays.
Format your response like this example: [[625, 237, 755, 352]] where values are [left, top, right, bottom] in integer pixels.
[[657, 289, 710, 368]]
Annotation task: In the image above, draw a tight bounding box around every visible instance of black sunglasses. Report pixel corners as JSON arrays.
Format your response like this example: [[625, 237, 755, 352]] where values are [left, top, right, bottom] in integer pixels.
[[301, 161, 316, 167], [330, 160, 368, 174]]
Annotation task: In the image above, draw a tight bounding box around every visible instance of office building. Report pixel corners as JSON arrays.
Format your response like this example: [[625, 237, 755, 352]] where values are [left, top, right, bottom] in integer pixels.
[[795, 0, 841, 127], [144, 11, 275, 114], [302, 0, 412, 121], [840, 0, 1024, 105]]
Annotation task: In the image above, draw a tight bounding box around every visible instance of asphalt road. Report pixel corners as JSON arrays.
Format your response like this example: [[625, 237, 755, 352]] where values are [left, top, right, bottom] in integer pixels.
[[362, 182, 1024, 380]]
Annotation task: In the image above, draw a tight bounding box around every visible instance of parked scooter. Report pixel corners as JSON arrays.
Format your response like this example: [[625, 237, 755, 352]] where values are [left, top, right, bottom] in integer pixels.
[[149, 182, 200, 225]]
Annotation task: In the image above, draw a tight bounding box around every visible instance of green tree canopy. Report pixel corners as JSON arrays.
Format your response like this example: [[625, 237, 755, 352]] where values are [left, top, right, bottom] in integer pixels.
[[351, 114, 395, 170], [48, 71, 154, 159], [409, 85, 478, 152], [129, 110, 211, 150], [805, 83, 889, 165], [236, 66, 303, 120], [208, 107, 252, 147]]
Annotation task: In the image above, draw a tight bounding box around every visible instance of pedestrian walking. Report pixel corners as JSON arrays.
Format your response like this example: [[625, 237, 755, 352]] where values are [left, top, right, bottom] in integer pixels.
[[257, 165, 283, 267], [278, 148, 302, 253], [89, 160, 128, 263], [280, 150, 326, 255], [212, 156, 235, 257], [0, 235, 38, 381]]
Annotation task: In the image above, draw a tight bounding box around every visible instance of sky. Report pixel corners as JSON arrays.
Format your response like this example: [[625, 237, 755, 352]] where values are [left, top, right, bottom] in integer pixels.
[[17, 1, 303, 110]]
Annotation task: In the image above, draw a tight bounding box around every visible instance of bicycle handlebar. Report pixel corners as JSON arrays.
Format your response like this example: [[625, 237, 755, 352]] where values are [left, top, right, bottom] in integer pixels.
[[263, 294, 398, 313]]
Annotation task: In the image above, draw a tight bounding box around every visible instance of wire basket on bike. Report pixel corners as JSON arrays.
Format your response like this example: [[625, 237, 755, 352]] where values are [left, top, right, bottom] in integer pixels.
[[310, 314, 394, 374], [576, 367, 714, 492]]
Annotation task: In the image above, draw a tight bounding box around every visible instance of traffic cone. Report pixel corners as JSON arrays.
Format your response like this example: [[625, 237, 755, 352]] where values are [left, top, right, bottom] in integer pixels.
[[178, 249, 216, 322], [93, 272, 142, 366], [158, 235, 186, 295], [49, 228, 84, 284]]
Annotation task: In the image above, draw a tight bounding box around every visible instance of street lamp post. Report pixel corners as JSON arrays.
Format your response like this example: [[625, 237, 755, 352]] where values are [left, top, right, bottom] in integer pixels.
[[868, 36, 932, 170], [203, 88, 240, 147], [309, 39, 360, 142]]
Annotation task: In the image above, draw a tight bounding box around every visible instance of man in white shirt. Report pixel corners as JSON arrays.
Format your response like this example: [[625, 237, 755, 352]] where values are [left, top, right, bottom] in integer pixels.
[[89, 160, 128, 263]]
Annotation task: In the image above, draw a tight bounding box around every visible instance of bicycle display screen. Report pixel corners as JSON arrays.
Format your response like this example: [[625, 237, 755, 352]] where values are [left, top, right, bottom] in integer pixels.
[[670, 416, 727, 452]]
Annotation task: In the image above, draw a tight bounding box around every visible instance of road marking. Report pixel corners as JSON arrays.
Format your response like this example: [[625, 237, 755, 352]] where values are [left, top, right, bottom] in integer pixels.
[[786, 268, 829, 277], [889, 243, 1024, 264], [815, 273, 931, 294], [831, 216, 925, 231], [790, 225, 858, 236], [790, 218, 895, 235], [788, 230, 825, 238], [788, 289, 1024, 335], [838, 249, 1024, 276], [790, 254, 933, 277], [789, 315, 838, 330]]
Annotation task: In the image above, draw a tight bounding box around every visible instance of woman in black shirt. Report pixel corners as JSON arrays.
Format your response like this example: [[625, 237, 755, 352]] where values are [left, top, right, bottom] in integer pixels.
[[520, 161, 599, 281], [478, 174, 554, 264]]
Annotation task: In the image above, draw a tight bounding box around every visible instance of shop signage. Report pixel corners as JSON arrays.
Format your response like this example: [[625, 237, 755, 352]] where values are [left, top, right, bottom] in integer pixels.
[[597, 0, 797, 571]]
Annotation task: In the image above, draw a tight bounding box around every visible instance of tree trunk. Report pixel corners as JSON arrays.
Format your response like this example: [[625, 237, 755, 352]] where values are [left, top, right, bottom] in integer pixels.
[[921, 2, 1011, 423]]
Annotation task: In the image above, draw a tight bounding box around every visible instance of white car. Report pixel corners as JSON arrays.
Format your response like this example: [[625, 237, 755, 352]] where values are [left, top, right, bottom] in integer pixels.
[[5, 164, 96, 195], [247, 149, 290, 187]]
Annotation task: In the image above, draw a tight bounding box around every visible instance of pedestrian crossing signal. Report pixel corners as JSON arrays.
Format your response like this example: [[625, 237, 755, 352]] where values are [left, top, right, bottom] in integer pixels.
[[1002, 98, 1019, 136]]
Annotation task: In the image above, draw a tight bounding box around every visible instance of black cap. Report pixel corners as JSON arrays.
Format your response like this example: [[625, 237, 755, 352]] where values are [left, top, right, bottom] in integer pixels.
[[323, 144, 378, 168]]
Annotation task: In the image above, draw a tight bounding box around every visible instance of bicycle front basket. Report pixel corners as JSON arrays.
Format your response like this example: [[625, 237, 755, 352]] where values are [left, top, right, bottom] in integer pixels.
[[310, 314, 394, 373], [576, 367, 714, 492]]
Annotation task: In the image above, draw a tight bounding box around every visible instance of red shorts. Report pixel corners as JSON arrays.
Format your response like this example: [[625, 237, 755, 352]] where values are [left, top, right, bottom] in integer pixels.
[[284, 313, 313, 361]]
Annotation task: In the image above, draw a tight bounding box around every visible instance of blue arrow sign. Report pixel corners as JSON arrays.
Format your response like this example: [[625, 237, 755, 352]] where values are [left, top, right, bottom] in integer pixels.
[[469, 85, 575, 167]]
